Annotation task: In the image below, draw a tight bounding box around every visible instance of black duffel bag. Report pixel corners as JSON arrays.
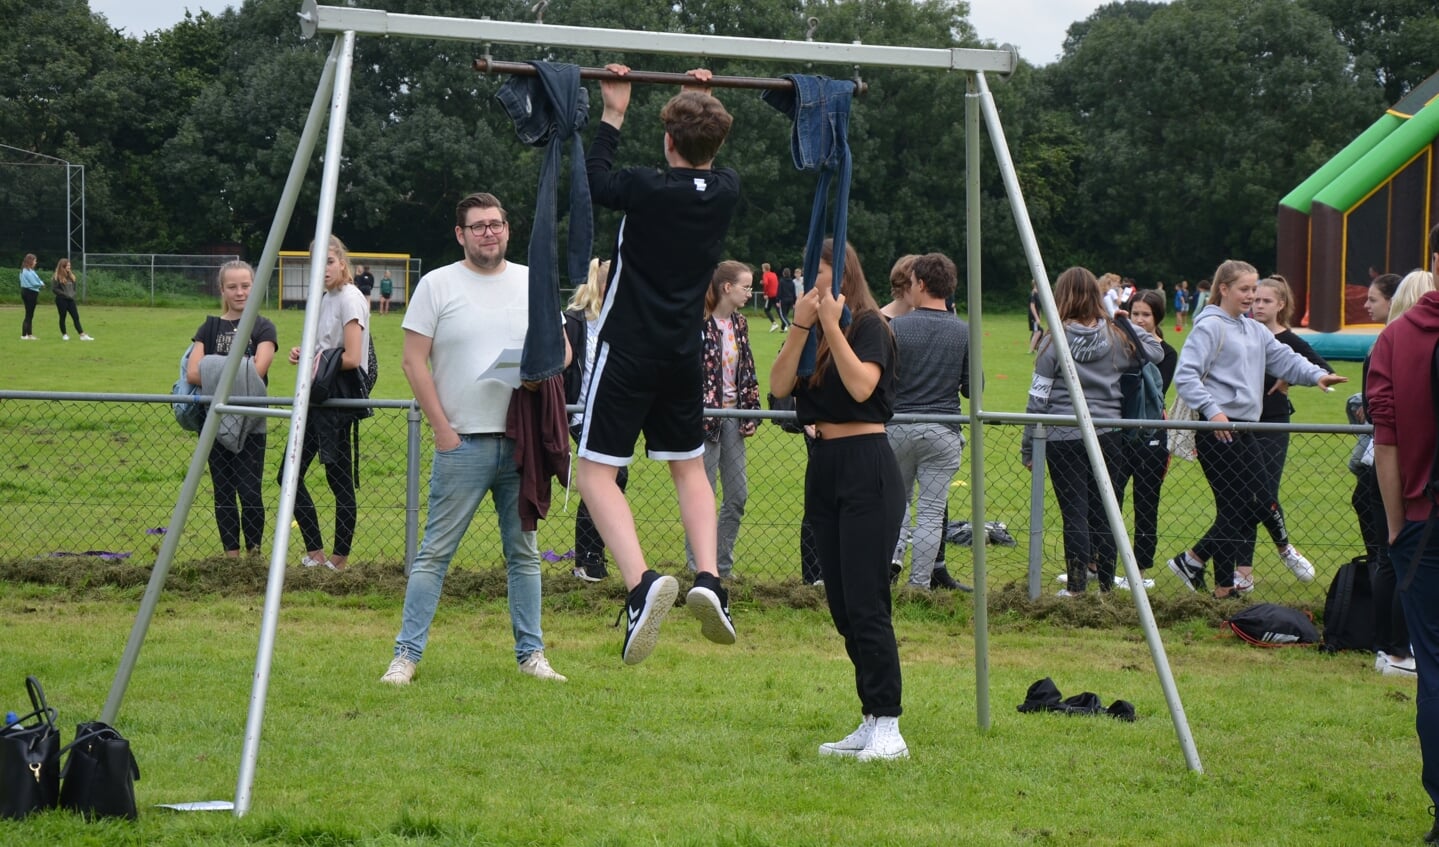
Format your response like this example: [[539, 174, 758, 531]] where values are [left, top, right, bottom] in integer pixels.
[[0, 677, 62, 820], [59, 721, 141, 820]]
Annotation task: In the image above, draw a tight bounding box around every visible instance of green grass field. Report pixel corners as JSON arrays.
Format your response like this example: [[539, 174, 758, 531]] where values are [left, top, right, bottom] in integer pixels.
[[2, 301, 1423, 846]]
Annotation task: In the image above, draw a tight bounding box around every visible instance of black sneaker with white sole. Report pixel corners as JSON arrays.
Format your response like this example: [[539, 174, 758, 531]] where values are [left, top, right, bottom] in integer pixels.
[[686, 572, 737, 645], [617, 570, 679, 665], [1167, 553, 1207, 592]]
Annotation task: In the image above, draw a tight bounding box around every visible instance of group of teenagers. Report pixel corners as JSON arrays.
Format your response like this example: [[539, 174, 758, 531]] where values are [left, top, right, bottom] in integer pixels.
[[1025, 263, 1346, 598], [16, 253, 93, 341]]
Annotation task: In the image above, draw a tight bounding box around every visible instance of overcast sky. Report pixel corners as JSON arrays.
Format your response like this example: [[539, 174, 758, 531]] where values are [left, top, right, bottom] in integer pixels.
[[90, 0, 1161, 67]]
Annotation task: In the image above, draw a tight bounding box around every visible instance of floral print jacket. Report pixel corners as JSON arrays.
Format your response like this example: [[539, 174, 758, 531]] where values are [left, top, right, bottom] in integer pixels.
[[701, 311, 760, 440]]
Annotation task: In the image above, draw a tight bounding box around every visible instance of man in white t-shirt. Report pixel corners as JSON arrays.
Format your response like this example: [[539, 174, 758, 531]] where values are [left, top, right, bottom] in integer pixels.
[[382, 192, 566, 685]]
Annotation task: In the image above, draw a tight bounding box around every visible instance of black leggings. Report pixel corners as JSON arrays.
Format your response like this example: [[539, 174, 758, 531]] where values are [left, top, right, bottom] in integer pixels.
[[1354, 464, 1409, 656], [55, 295, 83, 335], [286, 423, 356, 557], [1193, 430, 1268, 589], [1117, 438, 1169, 571], [1254, 429, 1291, 550], [21, 288, 38, 336], [1045, 432, 1123, 591], [807, 433, 905, 717], [210, 433, 267, 553]]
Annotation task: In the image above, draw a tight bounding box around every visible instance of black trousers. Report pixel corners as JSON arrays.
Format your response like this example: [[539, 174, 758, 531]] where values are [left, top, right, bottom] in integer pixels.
[[286, 422, 357, 557], [807, 433, 905, 717], [20, 288, 38, 336], [1116, 437, 1169, 571], [209, 433, 267, 552], [1354, 464, 1409, 655], [1253, 429, 1291, 550], [1193, 430, 1268, 589], [54, 294, 83, 335], [1045, 432, 1123, 591]]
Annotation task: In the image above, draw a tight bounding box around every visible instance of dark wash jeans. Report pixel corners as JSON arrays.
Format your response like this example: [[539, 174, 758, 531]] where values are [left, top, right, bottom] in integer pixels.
[[496, 61, 591, 382], [1388, 519, 1439, 809], [763, 76, 856, 376]]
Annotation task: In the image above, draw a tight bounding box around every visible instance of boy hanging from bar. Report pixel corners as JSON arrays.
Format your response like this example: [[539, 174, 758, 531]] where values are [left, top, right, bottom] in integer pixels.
[[576, 64, 741, 664]]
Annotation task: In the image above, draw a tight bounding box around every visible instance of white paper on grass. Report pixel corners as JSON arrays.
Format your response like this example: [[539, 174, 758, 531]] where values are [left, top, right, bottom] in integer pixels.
[[156, 800, 235, 812]]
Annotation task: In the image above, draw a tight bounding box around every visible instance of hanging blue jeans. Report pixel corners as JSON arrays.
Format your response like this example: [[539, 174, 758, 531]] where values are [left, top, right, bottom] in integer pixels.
[[763, 75, 856, 376], [496, 62, 593, 381]]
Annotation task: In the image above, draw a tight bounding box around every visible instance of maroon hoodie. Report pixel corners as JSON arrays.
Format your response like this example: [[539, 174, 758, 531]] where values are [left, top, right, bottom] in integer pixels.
[[1367, 289, 1439, 521]]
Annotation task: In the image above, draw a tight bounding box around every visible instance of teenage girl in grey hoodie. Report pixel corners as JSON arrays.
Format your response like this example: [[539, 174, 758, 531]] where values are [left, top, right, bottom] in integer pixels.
[[1167, 260, 1347, 597], [1022, 267, 1163, 594]]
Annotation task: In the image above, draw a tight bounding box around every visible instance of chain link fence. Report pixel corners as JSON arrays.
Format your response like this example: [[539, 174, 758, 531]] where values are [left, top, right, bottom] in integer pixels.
[[0, 393, 1370, 608], [83, 253, 242, 306]]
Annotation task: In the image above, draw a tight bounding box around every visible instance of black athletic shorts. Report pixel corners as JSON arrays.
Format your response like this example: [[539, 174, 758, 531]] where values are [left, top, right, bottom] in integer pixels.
[[578, 341, 703, 466]]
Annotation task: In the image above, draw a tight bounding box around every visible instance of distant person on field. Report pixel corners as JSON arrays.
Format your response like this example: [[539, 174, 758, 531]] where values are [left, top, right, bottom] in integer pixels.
[[355, 263, 375, 302], [577, 63, 740, 665], [282, 234, 371, 572], [761, 262, 782, 331], [51, 257, 93, 341], [1173, 280, 1189, 332], [188, 260, 277, 556], [384, 191, 567, 686], [378, 270, 394, 315], [563, 257, 622, 583], [1366, 223, 1439, 844], [683, 260, 760, 579], [18, 253, 44, 340], [777, 255, 798, 329]]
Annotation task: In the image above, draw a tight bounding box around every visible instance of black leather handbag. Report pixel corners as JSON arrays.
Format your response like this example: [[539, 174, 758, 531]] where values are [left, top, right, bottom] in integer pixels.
[[0, 677, 62, 820], [59, 721, 141, 820]]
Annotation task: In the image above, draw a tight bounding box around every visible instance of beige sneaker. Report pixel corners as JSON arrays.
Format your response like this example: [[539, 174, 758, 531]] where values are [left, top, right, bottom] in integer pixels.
[[518, 651, 567, 682], [381, 656, 417, 685]]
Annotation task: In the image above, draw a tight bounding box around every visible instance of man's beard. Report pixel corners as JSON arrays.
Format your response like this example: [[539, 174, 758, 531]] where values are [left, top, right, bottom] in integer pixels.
[[468, 242, 505, 270]]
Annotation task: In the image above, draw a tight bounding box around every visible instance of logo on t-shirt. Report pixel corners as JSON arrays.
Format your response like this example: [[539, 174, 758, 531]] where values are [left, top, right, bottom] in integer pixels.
[[693, 178, 707, 192]]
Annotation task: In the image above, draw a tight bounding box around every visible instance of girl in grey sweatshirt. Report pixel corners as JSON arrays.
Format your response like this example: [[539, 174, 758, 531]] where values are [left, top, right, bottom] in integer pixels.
[[1022, 267, 1162, 594], [1167, 260, 1346, 597]]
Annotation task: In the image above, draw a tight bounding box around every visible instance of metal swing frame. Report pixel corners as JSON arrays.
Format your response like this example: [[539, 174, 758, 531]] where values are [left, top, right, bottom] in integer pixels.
[[101, 0, 1202, 818]]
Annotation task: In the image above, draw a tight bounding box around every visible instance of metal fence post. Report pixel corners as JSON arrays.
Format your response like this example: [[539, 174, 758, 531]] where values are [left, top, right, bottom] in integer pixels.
[[406, 401, 423, 573], [1028, 423, 1047, 600]]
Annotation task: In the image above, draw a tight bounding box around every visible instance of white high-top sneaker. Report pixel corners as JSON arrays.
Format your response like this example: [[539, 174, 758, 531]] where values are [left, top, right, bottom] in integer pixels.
[[856, 716, 909, 762], [818, 715, 875, 758]]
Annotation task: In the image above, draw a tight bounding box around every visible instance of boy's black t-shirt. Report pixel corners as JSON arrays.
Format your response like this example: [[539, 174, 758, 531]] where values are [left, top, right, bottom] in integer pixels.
[[587, 122, 740, 359], [794, 313, 896, 425]]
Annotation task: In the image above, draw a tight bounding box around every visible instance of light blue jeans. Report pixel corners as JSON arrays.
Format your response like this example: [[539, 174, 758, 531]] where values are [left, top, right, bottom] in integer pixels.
[[887, 422, 963, 587], [394, 435, 543, 664]]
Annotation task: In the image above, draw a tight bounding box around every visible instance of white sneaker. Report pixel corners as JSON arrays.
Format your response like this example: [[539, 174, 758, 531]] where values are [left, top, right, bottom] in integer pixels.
[[1233, 573, 1255, 594], [381, 656, 417, 685], [80, 333, 94, 341], [769, 323, 779, 332], [518, 651, 567, 682], [1378, 652, 1417, 677], [819, 716, 874, 758], [1113, 575, 1156, 591], [1279, 545, 1315, 583], [856, 716, 909, 762], [62, 334, 70, 341], [300, 554, 336, 570], [1056, 589, 1081, 597]]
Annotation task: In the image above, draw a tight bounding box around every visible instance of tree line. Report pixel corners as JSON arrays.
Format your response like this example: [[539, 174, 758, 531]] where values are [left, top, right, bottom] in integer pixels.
[[2, 0, 1434, 306]]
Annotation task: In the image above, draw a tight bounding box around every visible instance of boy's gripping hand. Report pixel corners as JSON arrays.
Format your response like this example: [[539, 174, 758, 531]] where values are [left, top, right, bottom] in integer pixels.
[[601, 63, 632, 129], [681, 68, 713, 94]]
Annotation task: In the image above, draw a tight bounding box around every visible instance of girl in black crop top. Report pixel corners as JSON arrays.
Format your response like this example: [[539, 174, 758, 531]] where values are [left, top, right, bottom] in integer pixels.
[[770, 239, 909, 762]]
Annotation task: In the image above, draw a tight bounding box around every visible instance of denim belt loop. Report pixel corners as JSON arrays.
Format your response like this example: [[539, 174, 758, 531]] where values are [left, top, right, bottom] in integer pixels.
[[762, 75, 856, 376], [495, 62, 593, 382]]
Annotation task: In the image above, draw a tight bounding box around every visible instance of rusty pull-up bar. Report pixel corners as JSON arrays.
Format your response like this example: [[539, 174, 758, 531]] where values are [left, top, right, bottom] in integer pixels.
[[473, 58, 867, 95]]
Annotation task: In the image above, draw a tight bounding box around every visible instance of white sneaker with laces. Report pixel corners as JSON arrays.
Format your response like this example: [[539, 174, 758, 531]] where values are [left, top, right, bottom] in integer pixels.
[[62, 334, 70, 341], [518, 651, 567, 682], [856, 716, 909, 762], [1279, 545, 1315, 582], [1379, 652, 1417, 677], [381, 656, 417, 685], [300, 554, 335, 570], [1113, 575, 1156, 591], [1233, 573, 1255, 593], [80, 333, 94, 341], [819, 716, 875, 758]]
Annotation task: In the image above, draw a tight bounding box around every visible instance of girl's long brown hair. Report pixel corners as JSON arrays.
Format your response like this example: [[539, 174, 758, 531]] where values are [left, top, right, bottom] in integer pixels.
[[704, 260, 753, 319], [1040, 266, 1133, 357], [810, 239, 887, 387]]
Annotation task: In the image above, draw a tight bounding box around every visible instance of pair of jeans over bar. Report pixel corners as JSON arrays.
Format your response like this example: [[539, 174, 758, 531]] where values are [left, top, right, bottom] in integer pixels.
[[763, 75, 856, 376], [496, 61, 592, 381]]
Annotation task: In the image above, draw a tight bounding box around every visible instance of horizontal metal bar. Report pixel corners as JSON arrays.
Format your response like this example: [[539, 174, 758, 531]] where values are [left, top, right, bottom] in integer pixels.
[[211, 404, 294, 419], [299, 1, 1014, 74], [472, 58, 868, 95]]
